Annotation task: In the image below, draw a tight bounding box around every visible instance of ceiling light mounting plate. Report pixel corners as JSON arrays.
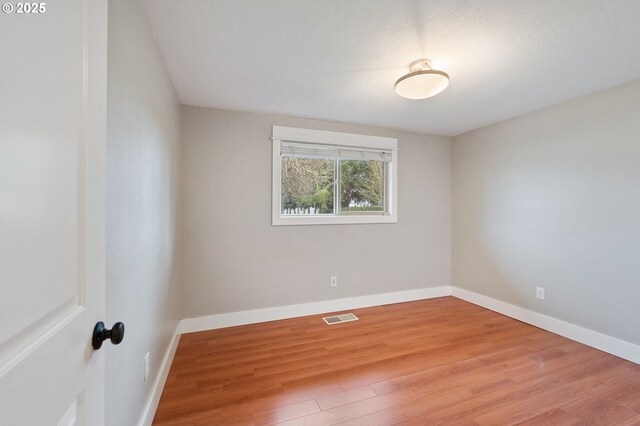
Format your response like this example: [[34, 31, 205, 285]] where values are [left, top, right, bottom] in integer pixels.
[[409, 59, 433, 72]]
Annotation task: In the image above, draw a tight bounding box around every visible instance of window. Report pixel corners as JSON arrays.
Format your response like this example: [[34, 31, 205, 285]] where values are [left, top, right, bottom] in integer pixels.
[[272, 126, 398, 225]]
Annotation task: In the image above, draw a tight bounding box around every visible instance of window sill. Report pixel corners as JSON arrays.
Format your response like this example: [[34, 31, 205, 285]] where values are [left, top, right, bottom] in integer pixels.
[[272, 214, 397, 226]]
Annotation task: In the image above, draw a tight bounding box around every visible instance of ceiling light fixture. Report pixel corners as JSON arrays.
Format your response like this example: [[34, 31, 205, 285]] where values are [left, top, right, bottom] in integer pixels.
[[394, 59, 449, 100]]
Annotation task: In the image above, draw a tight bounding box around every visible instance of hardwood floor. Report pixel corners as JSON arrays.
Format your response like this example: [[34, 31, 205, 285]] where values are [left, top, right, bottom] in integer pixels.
[[153, 297, 640, 425]]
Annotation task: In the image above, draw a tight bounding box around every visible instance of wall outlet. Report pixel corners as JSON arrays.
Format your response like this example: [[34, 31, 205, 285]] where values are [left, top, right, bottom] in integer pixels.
[[536, 287, 545, 300], [144, 352, 150, 381], [330, 276, 337, 287]]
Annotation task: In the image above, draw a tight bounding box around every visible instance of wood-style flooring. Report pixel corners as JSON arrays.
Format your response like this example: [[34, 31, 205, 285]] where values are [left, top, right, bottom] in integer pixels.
[[153, 297, 640, 425]]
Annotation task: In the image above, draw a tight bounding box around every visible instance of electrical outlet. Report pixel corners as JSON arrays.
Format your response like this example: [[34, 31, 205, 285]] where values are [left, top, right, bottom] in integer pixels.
[[330, 276, 337, 287], [536, 287, 545, 300], [144, 352, 150, 381]]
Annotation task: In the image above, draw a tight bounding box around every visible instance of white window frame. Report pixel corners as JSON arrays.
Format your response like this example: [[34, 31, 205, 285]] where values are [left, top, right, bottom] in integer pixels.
[[272, 125, 398, 226]]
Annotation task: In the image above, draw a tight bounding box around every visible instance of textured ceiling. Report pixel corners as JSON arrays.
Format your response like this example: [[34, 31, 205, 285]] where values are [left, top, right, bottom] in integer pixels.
[[141, 0, 640, 136]]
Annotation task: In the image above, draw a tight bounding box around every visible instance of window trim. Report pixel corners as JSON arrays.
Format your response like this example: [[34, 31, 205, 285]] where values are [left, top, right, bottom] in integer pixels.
[[272, 126, 398, 226]]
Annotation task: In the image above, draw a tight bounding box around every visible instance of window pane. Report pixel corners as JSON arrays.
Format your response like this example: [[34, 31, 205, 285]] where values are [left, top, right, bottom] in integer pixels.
[[281, 157, 334, 215], [340, 160, 385, 212]]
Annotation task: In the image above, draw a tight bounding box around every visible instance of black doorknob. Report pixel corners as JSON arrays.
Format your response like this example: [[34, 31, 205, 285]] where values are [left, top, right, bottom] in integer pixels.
[[92, 321, 125, 350]]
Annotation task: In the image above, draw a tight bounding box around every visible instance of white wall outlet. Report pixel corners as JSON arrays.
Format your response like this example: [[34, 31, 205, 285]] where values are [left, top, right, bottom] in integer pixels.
[[536, 287, 545, 300], [330, 276, 337, 287], [144, 352, 150, 381]]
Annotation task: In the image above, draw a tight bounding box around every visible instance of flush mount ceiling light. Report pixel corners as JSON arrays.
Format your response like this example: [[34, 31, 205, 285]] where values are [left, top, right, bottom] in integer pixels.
[[394, 59, 450, 100]]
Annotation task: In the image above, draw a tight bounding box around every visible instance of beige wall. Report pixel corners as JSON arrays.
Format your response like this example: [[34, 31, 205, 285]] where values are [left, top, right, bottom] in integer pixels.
[[453, 80, 640, 345], [181, 106, 451, 318], [106, 1, 182, 425]]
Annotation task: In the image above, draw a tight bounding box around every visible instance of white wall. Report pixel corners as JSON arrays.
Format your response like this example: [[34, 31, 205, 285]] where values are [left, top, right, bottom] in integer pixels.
[[181, 107, 451, 318], [106, 1, 181, 425], [453, 80, 640, 345]]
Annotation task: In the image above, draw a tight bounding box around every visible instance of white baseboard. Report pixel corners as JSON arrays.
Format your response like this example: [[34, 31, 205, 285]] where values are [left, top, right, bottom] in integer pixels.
[[451, 286, 640, 365], [138, 325, 181, 426], [179, 286, 640, 365], [179, 286, 452, 334]]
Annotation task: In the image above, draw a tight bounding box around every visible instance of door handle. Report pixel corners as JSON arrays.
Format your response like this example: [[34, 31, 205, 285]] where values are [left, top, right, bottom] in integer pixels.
[[92, 321, 125, 350]]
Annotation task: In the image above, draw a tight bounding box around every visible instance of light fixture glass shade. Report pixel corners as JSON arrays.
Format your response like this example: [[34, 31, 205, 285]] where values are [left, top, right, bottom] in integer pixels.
[[394, 66, 449, 100]]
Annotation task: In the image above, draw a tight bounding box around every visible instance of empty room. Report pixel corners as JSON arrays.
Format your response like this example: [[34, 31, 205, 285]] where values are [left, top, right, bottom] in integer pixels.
[[1, 0, 639, 425]]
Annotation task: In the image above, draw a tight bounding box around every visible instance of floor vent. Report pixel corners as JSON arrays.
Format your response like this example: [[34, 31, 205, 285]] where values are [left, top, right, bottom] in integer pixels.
[[322, 313, 359, 325]]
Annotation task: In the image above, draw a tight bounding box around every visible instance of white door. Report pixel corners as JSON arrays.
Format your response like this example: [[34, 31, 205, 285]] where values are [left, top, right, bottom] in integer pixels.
[[0, 1, 108, 425]]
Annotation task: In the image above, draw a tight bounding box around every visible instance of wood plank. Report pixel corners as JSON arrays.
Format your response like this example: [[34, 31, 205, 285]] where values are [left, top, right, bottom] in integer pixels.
[[315, 386, 376, 411], [152, 297, 640, 425]]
